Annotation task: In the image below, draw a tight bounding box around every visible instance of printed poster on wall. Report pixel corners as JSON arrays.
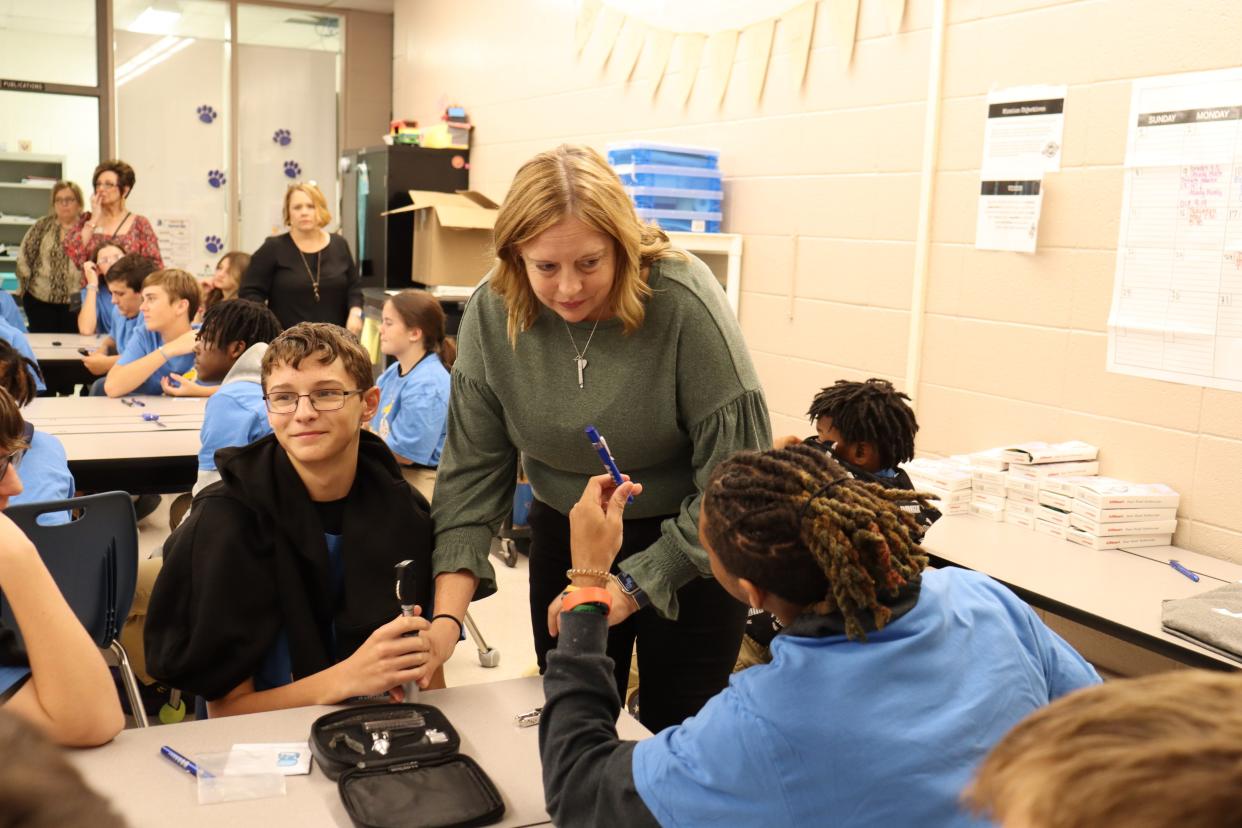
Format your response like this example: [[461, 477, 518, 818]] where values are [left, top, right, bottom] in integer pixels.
[[1107, 67, 1242, 392], [152, 215, 192, 270], [975, 85, 1065, 253]]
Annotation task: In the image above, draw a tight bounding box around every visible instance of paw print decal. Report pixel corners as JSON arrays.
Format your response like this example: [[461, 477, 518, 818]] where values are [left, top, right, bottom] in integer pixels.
[[196, 105, 218, 124], [273, 128, 292, 146], [206, 169, 226, 188], [283, 160, 301, 179], [204, 235, 223, 254]]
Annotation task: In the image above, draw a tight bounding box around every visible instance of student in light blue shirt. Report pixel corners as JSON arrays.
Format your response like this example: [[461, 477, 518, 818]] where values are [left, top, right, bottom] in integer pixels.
[[82, 254, 156, 394], [0, 319, 44, 394], [189, 299, 282, 495], [76, 242, 126, 338], [539, 446, 1101, 828], [0, 292, 26, 334], [0, 341, 73, 524], [104, 268, 199, 397], [370, 291, 453, 502]]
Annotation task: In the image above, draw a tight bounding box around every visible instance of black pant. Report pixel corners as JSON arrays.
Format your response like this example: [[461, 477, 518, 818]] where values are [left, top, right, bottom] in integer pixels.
[[23, 294, 76, 333], [527, 499, 747, 733]]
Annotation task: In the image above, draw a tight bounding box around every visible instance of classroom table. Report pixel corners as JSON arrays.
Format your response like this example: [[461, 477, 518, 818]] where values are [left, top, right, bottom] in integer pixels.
[[922, 515, 1242, 670], [24, 396, 206, 493], [69, 676, 651, 828], [27, 332, 104, 391]]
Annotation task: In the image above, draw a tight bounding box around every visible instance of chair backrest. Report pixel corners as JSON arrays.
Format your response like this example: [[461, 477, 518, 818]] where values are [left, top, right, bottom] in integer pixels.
[[1, 492, 139, 648]]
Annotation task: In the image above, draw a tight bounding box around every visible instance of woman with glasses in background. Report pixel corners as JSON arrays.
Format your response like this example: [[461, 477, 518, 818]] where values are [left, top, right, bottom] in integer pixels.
[[15, 181, 85, 333], [63, 161, 163, 291]]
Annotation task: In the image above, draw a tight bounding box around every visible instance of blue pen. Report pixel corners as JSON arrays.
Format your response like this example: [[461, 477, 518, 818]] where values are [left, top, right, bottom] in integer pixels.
[[160, 745, 199, 777], [584, 426, 634, 503], [1169, 560, 1200, 582]]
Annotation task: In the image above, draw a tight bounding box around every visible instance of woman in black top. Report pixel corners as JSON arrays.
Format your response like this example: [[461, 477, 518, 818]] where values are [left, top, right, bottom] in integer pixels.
[[240, 183, 363, 333]]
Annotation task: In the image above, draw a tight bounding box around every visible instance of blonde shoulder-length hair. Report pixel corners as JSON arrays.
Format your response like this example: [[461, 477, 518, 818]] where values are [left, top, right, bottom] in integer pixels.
[[282, 182, 332, 228], [490, 144, 683, 345]]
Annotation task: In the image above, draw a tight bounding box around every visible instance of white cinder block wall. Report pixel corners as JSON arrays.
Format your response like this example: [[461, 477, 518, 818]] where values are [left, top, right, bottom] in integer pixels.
[[392, 0, 1242, 565]]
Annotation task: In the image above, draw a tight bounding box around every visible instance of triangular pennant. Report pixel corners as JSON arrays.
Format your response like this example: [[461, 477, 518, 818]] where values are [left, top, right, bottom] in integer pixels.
[[700, 29, 740, 108], [781, 0, 818, 92], [883, 0, 906, 33], [643, 29, 676, 100], [825, 0, 860, 72], [611, 18, 646, 81], [736, 18, 776, 106], [575, 0, 602, 55], [659, 33, 706, 107], [580, 5, 625, 74]]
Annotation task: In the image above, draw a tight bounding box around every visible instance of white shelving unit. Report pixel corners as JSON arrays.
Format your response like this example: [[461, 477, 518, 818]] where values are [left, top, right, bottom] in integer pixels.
[[667, 231, 743, 317], [0, 152, 65, 288]]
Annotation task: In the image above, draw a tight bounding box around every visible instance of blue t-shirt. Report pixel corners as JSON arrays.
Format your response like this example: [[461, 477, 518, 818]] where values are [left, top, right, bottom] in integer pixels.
[[79, 287, 114, 336], [109, 308, 142, 355], [115, 326, 195, 396], [0, 292, 26, 333], [631, 568, 1101, 828], [370, 353, 450, 467], [254, 533, 345, 692], [0, 320, 44, 392], [10, 430, 74, 525], [198, 381, 272, 472]]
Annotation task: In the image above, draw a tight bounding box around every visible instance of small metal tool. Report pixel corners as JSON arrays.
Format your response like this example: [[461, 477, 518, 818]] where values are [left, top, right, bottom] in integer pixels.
[[395, 559, 422, 702], [515, 707, 542, 728]]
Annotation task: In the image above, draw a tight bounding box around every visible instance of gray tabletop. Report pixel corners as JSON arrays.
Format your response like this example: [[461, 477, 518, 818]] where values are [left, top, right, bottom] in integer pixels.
[[69, 676, 650, 827]]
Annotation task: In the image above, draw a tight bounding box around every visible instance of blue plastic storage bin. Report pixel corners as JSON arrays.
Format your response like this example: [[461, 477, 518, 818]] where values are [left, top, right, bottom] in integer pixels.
[[607, 142, 719, 169], [635, 207, 722, 233], [626, 186, 723, 214], [612, 163, 722, 192], [0, 276, 16, 293]]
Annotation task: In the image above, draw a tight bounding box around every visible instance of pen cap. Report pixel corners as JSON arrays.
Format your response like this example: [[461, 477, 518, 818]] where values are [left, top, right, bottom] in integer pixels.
[[394, 559, 421, 606]]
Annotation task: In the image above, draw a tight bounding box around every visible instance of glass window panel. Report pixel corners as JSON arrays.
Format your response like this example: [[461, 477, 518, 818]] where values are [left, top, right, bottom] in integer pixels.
[[237, 5, 343, 52], [0, 0, 97, 87]]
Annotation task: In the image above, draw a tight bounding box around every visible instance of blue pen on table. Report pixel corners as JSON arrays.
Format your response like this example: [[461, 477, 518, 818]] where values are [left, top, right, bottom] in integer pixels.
[[142, 412, 167, 428], [1169, 559, 1200, 582], [584, 426, 634, 504], [160, 745, 199, 777]]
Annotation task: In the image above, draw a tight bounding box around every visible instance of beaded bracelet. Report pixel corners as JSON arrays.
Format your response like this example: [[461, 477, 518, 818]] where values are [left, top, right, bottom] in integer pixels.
[[566, 567, 610, 585]]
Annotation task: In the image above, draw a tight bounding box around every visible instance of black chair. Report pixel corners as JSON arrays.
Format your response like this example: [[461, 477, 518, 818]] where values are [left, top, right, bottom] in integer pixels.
[[1, 491, 148, 727]]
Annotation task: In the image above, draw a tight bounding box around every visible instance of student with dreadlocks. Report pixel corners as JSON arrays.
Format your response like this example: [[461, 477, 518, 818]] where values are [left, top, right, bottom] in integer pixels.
[[539, 445, 1100, 827], [0, 340, 73, 522]]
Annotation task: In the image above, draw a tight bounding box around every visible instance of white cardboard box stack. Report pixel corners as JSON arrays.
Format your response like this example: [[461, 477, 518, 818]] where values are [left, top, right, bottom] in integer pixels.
[[1065, 478, 1180, 549], [1001, 442, 1101, 536], [903, 458, 972, 515]]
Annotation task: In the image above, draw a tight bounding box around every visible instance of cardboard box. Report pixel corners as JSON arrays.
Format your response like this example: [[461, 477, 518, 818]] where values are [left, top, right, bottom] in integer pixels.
[[971, 468, 1008, 486], [1037, 504, 1073, 527], [1034, 519, 1066, 539], [1005, 475, 1039, 496], [1006, 489, 1038, 507], [973, 479, 1007, 498], [1037, 490, 1076, 512], [1073, 478, 1180, 510], [970, 500, 1005, 521], [383, 190, 498, 286], [941, 502, 971, 515], [1002, 440, 1099, 465], [1067, 513, 1179, 537], [972, 492, 1006, 509], [1007, 460, 1100, 480], [904, 459, 973, 491], [1064, 527, 1173, 550], [921, 485, 972, 507], [1005, 511, 1034, 529], [1006, 500, 1037, 517], [1040, 475, 1097, 497], [967, 447, 1009, 472], [1070, 501, 1178, 524]]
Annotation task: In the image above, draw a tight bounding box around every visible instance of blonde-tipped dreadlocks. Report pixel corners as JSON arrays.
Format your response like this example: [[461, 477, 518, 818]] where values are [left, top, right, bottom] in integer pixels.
[[703, 445, 930, 640]]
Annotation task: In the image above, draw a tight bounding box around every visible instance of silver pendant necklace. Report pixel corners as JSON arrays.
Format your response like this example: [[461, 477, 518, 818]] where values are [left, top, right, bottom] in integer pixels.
[[564, 317, 601, 389]]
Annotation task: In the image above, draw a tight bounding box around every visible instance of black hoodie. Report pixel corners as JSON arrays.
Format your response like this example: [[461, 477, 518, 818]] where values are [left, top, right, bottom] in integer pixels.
[[144, 431, 433, 701]]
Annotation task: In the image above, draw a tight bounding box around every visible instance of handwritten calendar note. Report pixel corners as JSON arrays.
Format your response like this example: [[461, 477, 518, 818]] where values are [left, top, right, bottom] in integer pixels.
[[1108, 68, 1242, 391]]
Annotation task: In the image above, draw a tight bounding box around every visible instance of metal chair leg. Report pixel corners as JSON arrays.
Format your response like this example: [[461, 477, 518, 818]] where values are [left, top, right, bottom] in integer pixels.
[[463, 611, 500, 668], [110, 640, 150, 728]]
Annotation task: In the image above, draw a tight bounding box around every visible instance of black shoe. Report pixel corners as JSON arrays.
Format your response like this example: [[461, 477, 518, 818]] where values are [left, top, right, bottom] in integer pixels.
[[133, 494, 161, 522]]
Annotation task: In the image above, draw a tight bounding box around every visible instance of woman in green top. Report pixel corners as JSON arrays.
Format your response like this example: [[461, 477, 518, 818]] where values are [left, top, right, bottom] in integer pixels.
[[419, 145, 770, 732]]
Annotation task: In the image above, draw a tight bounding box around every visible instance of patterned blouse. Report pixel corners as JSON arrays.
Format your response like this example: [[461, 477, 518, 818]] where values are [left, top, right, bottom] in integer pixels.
[[63, 213, 164, 270], [16, 216, 83, 305]]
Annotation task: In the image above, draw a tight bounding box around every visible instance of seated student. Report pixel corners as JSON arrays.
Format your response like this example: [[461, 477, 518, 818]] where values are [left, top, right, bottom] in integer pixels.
[[145, 322, 443, 716], [199, 250, 250, 320], [0, 315, 45, 395], [371, 290, 453, 503], [76, 241, 125, 337], [81, 253, 156, 387], [186, 298, 282, 495], [0, 341, 73, 523], [0, 292, 26, 334], [966, 670, 1242, 828], [0, 710, 125, 826], [0, 387, 124, 747], [103, 267, 198, 397], [539, 446, 1101, 828]]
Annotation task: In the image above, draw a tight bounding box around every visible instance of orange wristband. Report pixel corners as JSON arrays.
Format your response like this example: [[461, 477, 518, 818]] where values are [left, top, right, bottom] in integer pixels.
[[562, 586, 612, 614]]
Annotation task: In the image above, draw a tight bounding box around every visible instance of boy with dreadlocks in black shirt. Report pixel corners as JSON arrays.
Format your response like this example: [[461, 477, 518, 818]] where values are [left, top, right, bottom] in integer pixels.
[[744, 378, 938, 667]]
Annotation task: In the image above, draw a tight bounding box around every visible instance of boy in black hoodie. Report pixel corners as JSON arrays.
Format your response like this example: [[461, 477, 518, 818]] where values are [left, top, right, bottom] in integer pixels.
[[145, 323, 444, 715]]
